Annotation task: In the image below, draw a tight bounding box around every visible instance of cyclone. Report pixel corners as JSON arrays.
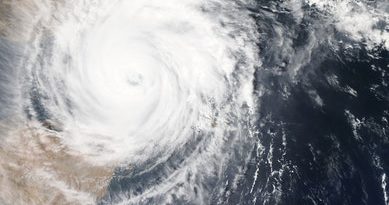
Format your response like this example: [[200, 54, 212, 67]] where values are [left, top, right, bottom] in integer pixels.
[[27, 0, 258, 165], [0, 0, 258, 204]]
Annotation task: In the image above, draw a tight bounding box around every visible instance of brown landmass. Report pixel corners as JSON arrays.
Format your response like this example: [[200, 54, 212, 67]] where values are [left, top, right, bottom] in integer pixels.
[[0, 126, 115, 205]]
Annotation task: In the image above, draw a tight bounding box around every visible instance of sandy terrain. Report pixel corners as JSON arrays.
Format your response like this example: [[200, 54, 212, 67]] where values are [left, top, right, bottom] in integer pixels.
[[0, 125, 115, 205]]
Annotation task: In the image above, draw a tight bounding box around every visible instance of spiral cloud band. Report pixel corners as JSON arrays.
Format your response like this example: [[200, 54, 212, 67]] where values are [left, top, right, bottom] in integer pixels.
[[56, 0, 258, 165], [0, 0, 258, 204]]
